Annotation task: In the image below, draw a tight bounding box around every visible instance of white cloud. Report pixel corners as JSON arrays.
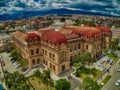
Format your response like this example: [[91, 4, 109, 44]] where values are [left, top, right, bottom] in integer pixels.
[[0, 0, 119, 17]]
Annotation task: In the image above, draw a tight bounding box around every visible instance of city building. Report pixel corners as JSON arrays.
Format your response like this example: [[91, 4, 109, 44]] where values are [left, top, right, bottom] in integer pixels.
[[11, 25, 112, 75], [0, 34, 10, 52]]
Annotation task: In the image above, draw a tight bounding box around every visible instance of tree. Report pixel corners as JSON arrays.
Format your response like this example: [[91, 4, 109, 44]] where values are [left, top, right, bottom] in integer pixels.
[[55, 78, 71, 90], [11, 49, 20, 61], [34, 70, 41, 77], [79, 77, 100, 90], [60, 17, 66, 22], [76, 52, 94, 66], [110, 38, 119, 52], [5, 72, 29, 90], [40, 69, 54, 86]]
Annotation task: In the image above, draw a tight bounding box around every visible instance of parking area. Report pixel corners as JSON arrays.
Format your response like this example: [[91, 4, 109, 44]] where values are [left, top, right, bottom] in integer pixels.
[[0, 52, 19, 73]]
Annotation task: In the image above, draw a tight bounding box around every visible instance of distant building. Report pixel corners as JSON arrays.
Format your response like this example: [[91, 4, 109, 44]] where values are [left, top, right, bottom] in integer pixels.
[[0, 34, 10, 52], [11, 25, 112, 75], [111, 28, 120, 40]]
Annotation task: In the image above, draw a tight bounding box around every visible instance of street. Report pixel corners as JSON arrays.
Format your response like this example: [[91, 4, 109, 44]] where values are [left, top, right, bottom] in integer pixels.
[[101, 71, 120, 90], [0, 52, 18, 73]]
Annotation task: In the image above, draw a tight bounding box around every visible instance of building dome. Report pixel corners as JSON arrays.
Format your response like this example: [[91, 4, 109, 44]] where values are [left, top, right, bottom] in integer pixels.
[[41, 31, 68, 46], [25, 33, 40, 42]]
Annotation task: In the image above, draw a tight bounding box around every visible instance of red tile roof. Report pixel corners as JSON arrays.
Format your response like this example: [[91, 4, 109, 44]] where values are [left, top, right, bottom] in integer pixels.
[[72, 27, 101, 38], [13, 31, 27, 40], [41, 31, 68, 46], [65, 33, 78, 40], [25, 33, 40, 42], [96, 26, 111, 34], [38, 27, 53, 31]]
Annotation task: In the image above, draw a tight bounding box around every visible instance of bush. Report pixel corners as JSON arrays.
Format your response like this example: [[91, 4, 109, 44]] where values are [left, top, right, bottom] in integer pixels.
[[76, 67, 99, 77], [102, 75, 111, 84]]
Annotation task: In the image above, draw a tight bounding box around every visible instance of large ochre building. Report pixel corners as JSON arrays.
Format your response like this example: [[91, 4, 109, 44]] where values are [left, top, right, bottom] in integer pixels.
[[12, 25, 112, 75]]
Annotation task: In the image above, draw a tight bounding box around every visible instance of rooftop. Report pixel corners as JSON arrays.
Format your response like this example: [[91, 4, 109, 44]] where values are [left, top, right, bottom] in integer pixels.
[[41, 31, 68, 46]]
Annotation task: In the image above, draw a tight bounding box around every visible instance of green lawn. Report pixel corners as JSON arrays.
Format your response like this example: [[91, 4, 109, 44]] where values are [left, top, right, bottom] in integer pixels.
[[28, 76, 55, 90], [72, 63, 80, 68], [102, 75, 111, 85], [76, 66, 102, 80], [118, 62, 120, 66], [107, 53, 118, 62]]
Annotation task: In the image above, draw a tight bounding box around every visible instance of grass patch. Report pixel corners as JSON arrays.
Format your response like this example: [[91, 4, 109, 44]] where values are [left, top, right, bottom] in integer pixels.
[[72, 63, 80, 68], [102, 75, 111, 84], [118, 62, 120, 66], [107, 53, 118, 62], [28, 76, 55, 90], [76, 66, 102, 80]]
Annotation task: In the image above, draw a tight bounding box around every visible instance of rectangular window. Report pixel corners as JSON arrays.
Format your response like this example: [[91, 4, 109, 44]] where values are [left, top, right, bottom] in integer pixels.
[[49, 52, 52, 58], [43, 59, 45, 64], [36, 48, 39, 54], [42, 49, 44, 54], [78, 43, 81, 49], [74, 45, 77, 50], [53, 54, 55, 60], [45, 50, 47, 55], [46, 60, 48, 65], [50, 63, 52, 68], [32, 59, 35, 65], [86, 45, 88, 50], [31, 50, 34, 55], [53, 65, 55, 71], [62, 65, 65, 71], [37, 58, 40, 64], [70, 46, 72, 52]]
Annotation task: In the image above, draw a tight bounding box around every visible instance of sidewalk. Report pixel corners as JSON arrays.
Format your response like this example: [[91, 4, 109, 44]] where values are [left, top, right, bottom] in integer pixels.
[[97, 58, 120, 84]]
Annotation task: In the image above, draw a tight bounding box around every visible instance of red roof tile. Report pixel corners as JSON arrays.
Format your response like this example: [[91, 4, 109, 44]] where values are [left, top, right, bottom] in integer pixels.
[[72, 27, 101, 38], [65, 33, 78, 40], [41, 31, 68, 46], [25, 33, 40, 42], [96, 26, 111, 34]]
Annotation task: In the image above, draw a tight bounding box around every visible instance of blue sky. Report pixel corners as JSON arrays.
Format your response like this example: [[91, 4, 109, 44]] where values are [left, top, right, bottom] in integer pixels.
[[0, 0, 120, 16]]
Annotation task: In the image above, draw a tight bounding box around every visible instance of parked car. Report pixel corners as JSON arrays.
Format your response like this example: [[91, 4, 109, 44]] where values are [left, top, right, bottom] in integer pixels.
[[14, 64, 20, 69], [108, 59, 113, 65], [1, 61, 5, 66], [10, 58, 14, 61], [0, 84, 3, 90], [0, 56, 3, 61], [13, 62, 20, 69], [11, 59, 15, 63], [115, 80, 120, 86], [21, 67, 28, 72], [117, 67, 120, 72]]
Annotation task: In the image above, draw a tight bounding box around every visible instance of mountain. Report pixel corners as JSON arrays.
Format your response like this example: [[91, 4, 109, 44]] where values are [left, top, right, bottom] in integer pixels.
[[0, 0, 120, 20]]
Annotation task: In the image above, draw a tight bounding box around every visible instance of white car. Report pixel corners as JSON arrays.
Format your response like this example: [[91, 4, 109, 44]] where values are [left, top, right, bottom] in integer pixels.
[[0, 56, 3, 61], [13, 62, 20, 69], [14, 64, 20, 69], [115, 80, 120, 86], [117, 67, 120, 72]]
